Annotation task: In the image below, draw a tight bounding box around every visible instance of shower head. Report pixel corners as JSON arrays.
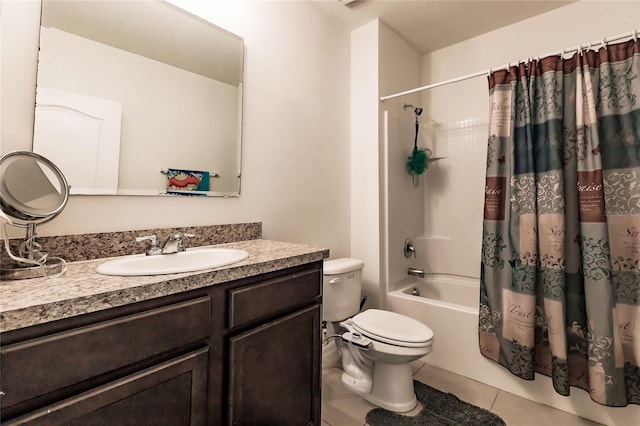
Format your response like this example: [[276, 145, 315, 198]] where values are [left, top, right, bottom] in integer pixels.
[[403, 103, 423, 116]]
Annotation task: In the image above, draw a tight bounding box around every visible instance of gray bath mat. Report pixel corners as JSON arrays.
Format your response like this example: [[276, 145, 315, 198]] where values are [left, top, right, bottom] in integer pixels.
[[366, 380, 505, 426]]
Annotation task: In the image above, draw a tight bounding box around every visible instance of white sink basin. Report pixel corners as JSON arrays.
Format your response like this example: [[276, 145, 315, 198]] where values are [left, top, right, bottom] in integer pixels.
[[96, 247, 249, 276]]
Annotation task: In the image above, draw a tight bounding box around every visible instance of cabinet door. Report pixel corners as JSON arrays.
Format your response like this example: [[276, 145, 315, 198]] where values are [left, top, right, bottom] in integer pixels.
[[4, 348, 208, 426], [228, 304, 321, 426], [1, 296, 211, 413]]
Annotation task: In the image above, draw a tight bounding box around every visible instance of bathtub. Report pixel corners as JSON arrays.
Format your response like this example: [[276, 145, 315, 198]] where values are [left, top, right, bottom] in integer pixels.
[[386, 274, 479, 374], [394, 274, 479, 313], [385, 274, 638, 425]]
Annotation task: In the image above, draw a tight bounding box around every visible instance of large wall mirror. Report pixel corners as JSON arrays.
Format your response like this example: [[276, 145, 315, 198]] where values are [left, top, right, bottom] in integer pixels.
[[33, 0, 244, 197]]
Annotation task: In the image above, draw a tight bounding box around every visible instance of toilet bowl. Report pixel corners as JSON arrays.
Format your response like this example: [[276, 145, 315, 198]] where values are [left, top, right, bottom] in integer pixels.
[[338, 309, 433, 412], [322, 258, 435, 413]]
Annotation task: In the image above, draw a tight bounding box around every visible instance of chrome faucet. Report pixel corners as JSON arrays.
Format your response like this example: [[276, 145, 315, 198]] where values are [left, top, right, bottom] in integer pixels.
[[136, 234, 162, 256], [161, 232, 195, 254], [136, 232, 194, 255], [407, 267, 425, 278]]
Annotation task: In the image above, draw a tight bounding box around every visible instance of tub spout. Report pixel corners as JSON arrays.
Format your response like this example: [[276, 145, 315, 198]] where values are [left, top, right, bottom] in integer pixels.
[[407, 267, 425, 278]]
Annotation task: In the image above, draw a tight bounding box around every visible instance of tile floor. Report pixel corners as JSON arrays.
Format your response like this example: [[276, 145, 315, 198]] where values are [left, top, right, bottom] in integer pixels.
[[321, 356, 604, 426]]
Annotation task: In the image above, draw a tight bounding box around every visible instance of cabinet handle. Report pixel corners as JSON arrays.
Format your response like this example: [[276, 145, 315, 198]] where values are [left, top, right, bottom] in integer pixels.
[[0, 390, 6, 396]]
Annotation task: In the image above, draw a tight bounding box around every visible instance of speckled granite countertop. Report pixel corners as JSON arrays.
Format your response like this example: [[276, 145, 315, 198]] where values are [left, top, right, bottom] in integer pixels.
[[0, 239, 329, 333]]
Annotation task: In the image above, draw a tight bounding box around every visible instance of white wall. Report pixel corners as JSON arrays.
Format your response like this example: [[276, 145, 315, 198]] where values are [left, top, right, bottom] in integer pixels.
[[0, 0, 351, 258], [378, 23, 423, 298], [418, 0, 640, 280], [0, 0, 40, 155], [350, 20, 424, 311], [351, 20, 381, 308]]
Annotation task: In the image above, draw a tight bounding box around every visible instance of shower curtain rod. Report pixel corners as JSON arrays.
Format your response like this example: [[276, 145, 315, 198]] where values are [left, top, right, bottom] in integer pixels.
[[380, 28, 639, 102]]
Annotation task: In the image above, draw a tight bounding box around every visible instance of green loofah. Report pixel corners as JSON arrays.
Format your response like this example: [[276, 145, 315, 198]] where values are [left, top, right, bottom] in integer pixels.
[[407, 148, 429, 176]]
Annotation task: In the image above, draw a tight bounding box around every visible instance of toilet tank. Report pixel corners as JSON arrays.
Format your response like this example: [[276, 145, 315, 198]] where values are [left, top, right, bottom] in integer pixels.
[[322, 258, 364, 322]]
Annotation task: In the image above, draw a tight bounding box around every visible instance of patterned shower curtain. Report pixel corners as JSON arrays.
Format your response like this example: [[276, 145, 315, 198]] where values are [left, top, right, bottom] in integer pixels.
[[479, 38, 640, 406]]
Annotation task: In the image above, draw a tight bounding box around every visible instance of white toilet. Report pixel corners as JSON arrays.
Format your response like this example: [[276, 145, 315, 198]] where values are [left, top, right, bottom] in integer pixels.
[[323, 258, 434, 412]]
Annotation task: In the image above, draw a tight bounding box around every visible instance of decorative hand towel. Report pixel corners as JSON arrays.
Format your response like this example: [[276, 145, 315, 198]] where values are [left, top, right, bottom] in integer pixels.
[[166, 168, 204, 191], [196, 171, 210, 191]]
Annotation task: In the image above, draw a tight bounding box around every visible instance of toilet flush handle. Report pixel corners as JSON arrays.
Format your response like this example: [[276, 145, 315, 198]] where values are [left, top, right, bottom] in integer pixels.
[[329, 277, 342, 284]]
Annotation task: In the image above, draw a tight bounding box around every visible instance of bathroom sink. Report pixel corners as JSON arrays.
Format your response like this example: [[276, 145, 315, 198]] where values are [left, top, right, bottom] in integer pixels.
[[96, 247, 249, 276]]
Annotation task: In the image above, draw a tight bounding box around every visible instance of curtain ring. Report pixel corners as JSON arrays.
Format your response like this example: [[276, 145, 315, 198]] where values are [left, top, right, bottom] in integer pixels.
[[487, 67, 492, 78], [601, 37, 607, 50], [633, 29, 638, 42], [560, 49, 565, 58]]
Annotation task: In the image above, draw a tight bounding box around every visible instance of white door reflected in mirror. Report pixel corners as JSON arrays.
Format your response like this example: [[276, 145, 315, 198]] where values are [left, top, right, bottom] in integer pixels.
[[33, 88, 122, 195]]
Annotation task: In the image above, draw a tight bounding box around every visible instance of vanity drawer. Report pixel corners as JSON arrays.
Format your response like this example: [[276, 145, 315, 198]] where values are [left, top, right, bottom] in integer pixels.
[[3, 348, 209, 426], [229, 266, 321, 329], [1, 296, 211, 409]]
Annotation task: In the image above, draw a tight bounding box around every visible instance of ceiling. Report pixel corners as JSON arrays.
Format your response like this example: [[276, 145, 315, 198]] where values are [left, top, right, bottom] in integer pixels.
[[312, 0, 574, 54]]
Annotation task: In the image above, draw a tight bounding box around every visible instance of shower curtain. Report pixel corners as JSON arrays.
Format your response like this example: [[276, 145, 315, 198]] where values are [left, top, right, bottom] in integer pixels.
[[479, 38, 640, 406]]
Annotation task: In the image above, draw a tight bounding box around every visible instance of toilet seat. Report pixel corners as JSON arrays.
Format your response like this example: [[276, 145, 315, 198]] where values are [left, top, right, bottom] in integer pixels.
[[351, 309, 433, 348], [351, 323, 433, 348]]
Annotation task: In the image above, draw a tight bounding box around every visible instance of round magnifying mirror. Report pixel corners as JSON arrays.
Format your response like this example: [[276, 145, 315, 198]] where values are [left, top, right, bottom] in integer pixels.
[[0, 151, 69, 225], [0, 151, 70, 280]]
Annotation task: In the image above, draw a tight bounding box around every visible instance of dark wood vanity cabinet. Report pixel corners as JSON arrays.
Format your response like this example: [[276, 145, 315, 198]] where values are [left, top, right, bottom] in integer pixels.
[[210, 261, 323, 426], [227, 305, 321, 426], [4, 348, 209, 426], [0, 260, 322, 426], [0, 296, 212, 425]]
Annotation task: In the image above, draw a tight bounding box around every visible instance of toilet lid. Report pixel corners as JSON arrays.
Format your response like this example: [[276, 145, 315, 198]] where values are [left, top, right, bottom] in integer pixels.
[[351, 309, 433, 348]]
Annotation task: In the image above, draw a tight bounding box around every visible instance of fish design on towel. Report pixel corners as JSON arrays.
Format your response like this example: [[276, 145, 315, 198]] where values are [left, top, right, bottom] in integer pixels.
[[166, 169, 204, 191]]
